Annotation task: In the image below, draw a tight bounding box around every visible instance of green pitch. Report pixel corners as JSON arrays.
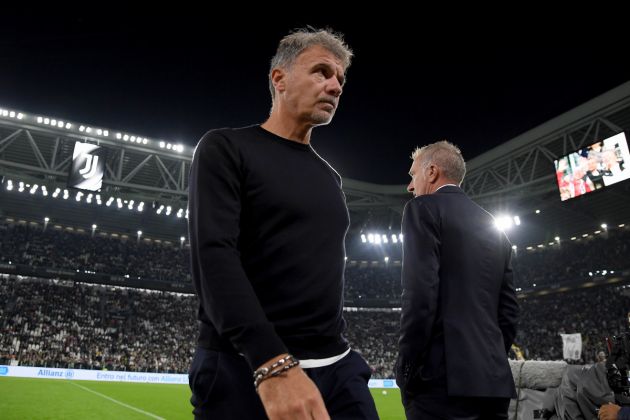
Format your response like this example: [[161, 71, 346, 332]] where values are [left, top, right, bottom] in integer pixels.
[[0, 377, 404, 419]]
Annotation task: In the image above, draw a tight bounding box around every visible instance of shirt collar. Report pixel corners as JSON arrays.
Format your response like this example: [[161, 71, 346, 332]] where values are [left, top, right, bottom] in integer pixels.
[[435, 184, 459, 192]]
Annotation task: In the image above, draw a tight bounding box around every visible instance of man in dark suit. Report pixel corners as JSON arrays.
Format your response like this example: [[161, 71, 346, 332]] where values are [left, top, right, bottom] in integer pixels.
[[396, 140, 519, 419]]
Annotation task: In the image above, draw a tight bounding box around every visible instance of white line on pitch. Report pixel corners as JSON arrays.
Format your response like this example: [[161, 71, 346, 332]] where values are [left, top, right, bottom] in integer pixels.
[[70, 382, 165, 419]]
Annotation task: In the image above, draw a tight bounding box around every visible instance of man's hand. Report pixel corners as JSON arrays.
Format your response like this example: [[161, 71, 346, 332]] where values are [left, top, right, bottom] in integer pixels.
[[599, 402, 621, 420], [257, 354, 330, 420]]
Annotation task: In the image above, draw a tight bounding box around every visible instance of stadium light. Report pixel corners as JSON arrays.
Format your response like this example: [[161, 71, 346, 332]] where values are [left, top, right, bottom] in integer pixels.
[[361, 234, 367, 243], [391, 234, 398, 243], [367, 234, 374, 243], [137, 230, 142, 237], [601, 223, 608, 230], [512, 245, 517, 251], [384, 256, 389, 263], [494, 216, 513, 231], [513, 216, 521, 226], [620, 224, 626, 228], [92, 224, 97, 229], [554, 236, 560, 242], [381, 234, 388, 243], [535, 209, 540, 214]]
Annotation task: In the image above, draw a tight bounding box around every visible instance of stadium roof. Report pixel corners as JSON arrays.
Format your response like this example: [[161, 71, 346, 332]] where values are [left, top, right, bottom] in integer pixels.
[[1, 80, 630, 246]]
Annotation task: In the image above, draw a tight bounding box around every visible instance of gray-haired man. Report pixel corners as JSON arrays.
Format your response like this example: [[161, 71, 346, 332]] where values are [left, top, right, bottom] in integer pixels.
[[188, 27, 378, 420]]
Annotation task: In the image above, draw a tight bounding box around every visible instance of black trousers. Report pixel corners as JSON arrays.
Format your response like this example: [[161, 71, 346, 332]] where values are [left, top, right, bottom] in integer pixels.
[[189, 347, 379, 419], [402, 376, 510, 420]]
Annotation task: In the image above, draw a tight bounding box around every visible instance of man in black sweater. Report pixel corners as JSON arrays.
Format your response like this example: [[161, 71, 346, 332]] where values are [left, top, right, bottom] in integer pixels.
[[188, 28, 378, 419]]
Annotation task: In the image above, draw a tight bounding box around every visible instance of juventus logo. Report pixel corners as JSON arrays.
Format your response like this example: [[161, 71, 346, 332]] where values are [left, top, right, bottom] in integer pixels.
[[70, 142, 105, 191], [79, 154, 100, 179]]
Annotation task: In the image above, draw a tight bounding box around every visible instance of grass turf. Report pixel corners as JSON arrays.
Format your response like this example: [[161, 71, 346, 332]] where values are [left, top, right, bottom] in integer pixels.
[[0, 377, 405, 419]]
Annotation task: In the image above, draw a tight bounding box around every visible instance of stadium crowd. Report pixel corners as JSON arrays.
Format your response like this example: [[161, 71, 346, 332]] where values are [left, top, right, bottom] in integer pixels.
[[1, 220, 629, 298], [2, 275, 629, 377], [1, 218, 630, 377], [0, 221, 190, 283]]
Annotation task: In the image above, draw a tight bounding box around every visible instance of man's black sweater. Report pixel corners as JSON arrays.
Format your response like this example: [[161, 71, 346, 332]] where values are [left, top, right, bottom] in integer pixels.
[[188, 125, 350, 371]]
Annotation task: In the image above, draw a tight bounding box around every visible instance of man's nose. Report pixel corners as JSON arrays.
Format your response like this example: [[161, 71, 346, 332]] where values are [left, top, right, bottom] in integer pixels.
[[327, 78, 342, 97]]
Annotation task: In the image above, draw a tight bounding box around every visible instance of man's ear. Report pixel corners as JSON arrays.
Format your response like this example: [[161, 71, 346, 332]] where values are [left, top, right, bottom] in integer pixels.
[[427, 164, 439, 184], [271, 68, 286, 94]]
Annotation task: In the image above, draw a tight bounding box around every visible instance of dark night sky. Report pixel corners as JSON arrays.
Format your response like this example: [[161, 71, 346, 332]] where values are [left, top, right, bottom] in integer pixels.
[[1, 16, 628, 185]]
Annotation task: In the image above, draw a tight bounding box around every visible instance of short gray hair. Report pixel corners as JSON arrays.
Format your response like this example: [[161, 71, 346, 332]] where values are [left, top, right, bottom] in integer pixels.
[[268, 27, 353, 100], [411, 140, 466, 185]]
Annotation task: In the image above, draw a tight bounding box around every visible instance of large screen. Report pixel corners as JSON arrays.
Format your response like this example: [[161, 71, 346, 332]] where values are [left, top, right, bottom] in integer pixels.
[[554, 132, 630, 201], [68, 142, 107, 191]]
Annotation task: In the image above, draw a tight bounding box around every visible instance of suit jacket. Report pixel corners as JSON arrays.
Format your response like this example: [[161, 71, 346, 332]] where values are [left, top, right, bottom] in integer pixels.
[[396, 185, 519, 398]]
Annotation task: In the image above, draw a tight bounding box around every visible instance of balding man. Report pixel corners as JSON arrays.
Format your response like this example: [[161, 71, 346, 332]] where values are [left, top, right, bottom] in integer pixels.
[[396, 140, 519, 419]]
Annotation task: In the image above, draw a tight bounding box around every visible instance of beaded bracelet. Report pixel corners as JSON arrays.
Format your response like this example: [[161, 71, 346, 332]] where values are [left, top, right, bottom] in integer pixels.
[[253, 354, 300, 390]]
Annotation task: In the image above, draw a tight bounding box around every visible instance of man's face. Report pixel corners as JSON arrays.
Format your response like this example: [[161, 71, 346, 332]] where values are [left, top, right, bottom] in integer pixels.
[[279, 45, 346, 126], [407, 157, 428, 197]]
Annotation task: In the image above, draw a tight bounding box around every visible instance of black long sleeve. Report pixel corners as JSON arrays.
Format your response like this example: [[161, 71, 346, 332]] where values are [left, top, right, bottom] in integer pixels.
[[188, 125, 349, 371]]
